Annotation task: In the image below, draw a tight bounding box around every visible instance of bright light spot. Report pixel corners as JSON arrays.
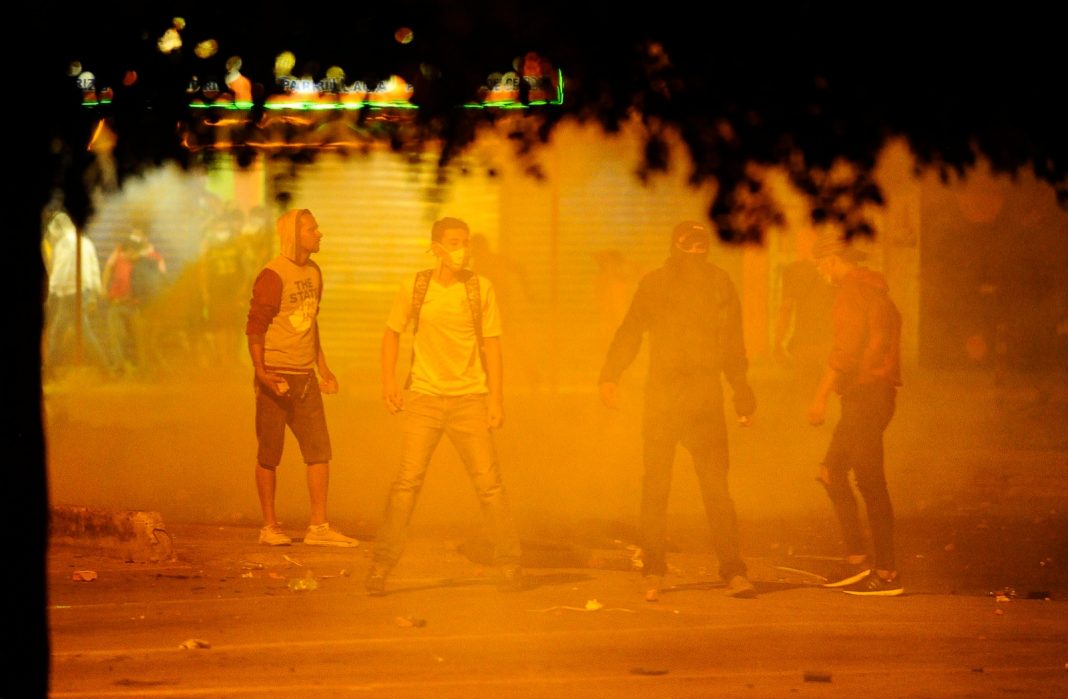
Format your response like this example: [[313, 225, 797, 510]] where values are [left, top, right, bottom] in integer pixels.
[[67, 61, 82, 77], [394, 27, 413, 44], [194, 39, 218, 59], [158, 28, 182, 54], [172, 17, 186, 30], [370, 74, 413, 102], [275, 51, 296, 78], [123, 70, 137, 87], [77, 71, 96, 93], [292, 78, 317, 95]]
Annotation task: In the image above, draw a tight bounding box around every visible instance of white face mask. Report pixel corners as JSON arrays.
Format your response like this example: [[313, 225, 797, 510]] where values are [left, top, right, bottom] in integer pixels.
[[446, 247, 468, 269]]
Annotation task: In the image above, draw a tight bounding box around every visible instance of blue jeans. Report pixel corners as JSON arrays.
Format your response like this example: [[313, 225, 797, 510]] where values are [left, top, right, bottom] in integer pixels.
[[640, 403, 747, 581], [821, 381, 897, 571], [106, 301, 140, 370], [373, 392, 521, 569]]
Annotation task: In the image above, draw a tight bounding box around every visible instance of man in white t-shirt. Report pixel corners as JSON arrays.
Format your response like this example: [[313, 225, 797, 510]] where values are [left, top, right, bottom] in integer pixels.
[[43, 211, 112, 376], [368, 217, 524, 594]]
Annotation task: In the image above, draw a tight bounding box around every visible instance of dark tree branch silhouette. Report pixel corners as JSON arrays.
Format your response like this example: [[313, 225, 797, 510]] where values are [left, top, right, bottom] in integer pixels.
[[40, 2, 1066, 241]]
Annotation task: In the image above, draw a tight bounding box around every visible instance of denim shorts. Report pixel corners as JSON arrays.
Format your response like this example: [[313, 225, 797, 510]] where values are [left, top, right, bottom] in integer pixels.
[[254, 372, 332, 467]]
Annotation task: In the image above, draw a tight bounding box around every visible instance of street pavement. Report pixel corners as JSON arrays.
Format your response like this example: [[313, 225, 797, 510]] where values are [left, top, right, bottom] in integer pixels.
[[41, 365, 1068, 696], [46, 522, 1067, 698]]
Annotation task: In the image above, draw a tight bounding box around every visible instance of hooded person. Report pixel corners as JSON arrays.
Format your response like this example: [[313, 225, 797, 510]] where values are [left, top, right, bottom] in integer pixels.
[[43, 211, 113, 375], [275, 208, 303, 262], [807, 231, 904, 596], [244, 208, 358, 548], [598, 219, 758, 601]]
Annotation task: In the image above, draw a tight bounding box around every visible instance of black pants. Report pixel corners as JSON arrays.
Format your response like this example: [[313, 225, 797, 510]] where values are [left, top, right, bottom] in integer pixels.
[[822, 381, 897, 571], [640, 405, 746, 581]]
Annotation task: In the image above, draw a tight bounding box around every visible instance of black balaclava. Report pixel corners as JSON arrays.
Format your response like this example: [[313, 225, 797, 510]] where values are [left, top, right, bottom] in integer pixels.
[[670, 220, 711, 263]]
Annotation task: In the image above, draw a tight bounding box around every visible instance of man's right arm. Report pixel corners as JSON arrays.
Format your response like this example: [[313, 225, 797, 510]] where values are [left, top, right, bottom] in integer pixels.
[[598, 280, 649, 408], [381, 278, 412, 414], [247, 334, 284, 396], [807, 364, 839, 426], [246, 269, 285, 396]]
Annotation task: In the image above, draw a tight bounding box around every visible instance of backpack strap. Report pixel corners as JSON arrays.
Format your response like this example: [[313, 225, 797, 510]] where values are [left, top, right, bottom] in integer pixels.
[[410, 269, 434, 335], [405, 269, 434, 389], [464, 271, 488, 375], [463, 270, 484, 358]]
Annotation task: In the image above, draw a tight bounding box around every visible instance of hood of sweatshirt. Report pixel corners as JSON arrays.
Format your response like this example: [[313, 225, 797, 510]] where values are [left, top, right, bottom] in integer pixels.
[[275, 209, 310, 263]]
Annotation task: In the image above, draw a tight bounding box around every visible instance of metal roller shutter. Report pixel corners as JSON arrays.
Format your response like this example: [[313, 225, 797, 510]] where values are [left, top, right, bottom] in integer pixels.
[[272, 149, 500, 382]]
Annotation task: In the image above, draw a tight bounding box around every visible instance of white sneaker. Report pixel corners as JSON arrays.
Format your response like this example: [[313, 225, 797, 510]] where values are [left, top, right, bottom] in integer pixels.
[[304, 523, 359, 547], [259, 525, 292, 546]]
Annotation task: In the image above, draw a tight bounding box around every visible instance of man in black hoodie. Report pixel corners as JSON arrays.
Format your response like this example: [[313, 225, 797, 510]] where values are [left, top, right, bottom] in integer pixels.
[[598, 221, 757, 601]]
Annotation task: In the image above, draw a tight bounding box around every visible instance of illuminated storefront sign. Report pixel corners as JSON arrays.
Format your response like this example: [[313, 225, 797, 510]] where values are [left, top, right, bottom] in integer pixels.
[[76, 48, 565, 154], [80, 58, 563, 112]]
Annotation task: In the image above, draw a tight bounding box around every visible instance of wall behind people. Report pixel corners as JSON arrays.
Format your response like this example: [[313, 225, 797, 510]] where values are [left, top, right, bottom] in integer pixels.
[[919, 166, 1068, 373]]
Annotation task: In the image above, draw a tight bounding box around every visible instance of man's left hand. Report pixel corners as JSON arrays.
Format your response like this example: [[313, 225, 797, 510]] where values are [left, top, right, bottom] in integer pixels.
[[319, 371, 339, 395], [487, 399, 505, 430]]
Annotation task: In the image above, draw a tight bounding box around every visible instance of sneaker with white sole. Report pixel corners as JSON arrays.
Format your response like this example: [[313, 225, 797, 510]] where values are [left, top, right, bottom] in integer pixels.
[[842, 571, 904, 596], [820, 560, 871, 589], [303, 523, 359, 547], [259, 525, 292, 546]]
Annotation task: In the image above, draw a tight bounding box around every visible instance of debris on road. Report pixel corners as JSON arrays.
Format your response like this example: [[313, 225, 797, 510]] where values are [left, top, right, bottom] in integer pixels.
[[529, 600, 635, 613]]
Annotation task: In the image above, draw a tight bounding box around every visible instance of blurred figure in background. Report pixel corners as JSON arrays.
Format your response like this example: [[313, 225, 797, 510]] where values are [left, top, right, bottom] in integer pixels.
[[807, 232, 903, 597], [240, 205, 274, 275], [102, 226, 167, 377], [774, 228, 836, 396], [102, 230, 141, 375], [598, 220, 758, 602], [469, 233, 540, 390], [43, 211, 112, 379], [128, 228, 169, 375], [201, 208, 249, 370]]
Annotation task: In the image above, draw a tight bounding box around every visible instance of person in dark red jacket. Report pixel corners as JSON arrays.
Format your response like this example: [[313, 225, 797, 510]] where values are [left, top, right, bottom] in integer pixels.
[[807, 233, 903, 596]]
